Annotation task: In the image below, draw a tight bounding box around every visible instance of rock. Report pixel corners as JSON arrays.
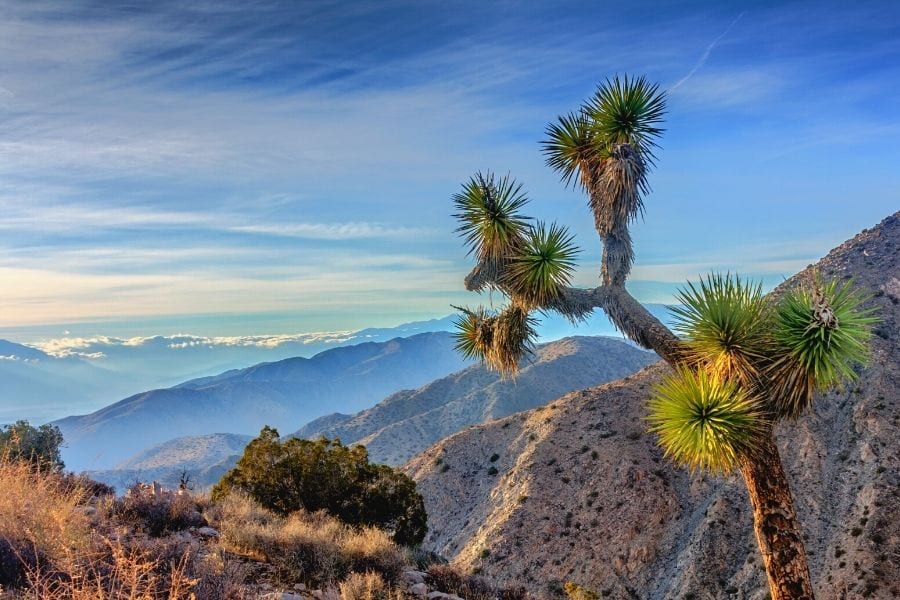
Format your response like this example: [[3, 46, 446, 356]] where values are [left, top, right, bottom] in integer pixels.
[[73, 506, 96, 516], [409, 582, 428, 596], [402, 569, 427, 585], [196, 526, 219, 538], [427, 593, 464, 600], [260, 594, 304, 600], [293, 583, 307, 591]]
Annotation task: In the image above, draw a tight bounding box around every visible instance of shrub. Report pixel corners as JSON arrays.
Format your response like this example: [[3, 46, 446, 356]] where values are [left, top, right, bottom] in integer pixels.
[[425, 564, 493, 600], [0, 457, 92, 573], [342, 527, 405, 582], [113, 483, 206, 536], [339, 571, 387, 600], [0, 420, 64, 472], [211, 493, 406, 587], [213, 428, 427, 545]]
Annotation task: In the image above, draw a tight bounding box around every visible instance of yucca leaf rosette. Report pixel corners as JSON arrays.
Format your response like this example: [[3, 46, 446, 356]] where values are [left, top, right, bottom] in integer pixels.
[[452, 306, 495, 362], [647, 367, 766, 473], [670, 273, 768, 386], [504, 221, 578, 308], [543, 111, 596, 191], [583, 74, 666, 157], [488, 304, 538, 376], [452, 172, 530, 263], [768, 276, 877, 418], [452, 304, 537, 377]]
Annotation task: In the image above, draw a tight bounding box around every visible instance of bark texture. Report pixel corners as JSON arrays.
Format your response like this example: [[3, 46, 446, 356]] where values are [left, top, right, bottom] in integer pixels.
[[739, 431, 815, 600], [599, 225, 634, 286]]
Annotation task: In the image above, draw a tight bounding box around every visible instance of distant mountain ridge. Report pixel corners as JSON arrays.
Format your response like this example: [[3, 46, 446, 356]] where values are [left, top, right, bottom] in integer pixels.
[[88, 433, 254, 493], [2, 315, 461, 425], [55, 331, 471, 470], [297, 336, 658, 465]]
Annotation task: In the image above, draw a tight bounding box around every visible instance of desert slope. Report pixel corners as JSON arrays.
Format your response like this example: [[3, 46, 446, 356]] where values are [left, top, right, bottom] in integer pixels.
[[299, 336, 657, 465], [406, 212, 900, 599]]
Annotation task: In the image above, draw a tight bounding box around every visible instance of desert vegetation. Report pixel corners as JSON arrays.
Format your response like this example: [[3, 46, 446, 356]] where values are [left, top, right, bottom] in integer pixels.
[[0, 424, 528, 599], [213, 428, 427, 546], [450, 75, 877, 599]]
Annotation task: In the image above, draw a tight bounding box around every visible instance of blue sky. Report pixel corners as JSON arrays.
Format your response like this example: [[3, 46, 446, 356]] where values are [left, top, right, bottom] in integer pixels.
[[1, 0, 898, 342]]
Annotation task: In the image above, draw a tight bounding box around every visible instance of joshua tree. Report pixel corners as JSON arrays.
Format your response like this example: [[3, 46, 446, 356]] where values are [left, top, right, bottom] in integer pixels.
[[450, 75, 876, 600]]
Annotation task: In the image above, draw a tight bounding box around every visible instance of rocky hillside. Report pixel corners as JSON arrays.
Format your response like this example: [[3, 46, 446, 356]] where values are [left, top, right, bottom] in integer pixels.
[[298, 336, 656, 465], [406, 212, 900, 599], [56, 331, 471, 470]]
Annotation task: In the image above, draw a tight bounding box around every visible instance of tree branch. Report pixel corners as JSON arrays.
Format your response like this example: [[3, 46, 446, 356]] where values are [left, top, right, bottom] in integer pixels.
[[464, 261, 682, 365]]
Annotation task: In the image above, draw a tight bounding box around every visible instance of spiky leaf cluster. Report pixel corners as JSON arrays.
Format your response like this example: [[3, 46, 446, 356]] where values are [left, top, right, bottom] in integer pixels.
[[453, 304, 536, 377], [543, 112, 595, 190], [767, 276, 877, 417], [453, 306, 495, 362], [670, 273, 768, 386], [583, 75, 666, 158], [452, 171, 530, 261], [542, 75, 666, 251], [504, 221, 578, 307], [647, 367, 765, 473], [451, 172, 580, 377]]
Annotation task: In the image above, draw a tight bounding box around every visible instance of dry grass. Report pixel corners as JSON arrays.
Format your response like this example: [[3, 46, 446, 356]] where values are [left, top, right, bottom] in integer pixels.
[[0, 457, 93, 573], [341, 528, 404, 583], [0, 461, 413, 598], [209, 494, 406, 586], [0, 458, 245, 599], [339, 571, 386, 600]]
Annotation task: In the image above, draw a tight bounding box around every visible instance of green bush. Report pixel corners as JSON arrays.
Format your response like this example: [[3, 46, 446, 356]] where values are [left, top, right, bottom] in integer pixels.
[[0, 420, 64, 472], [212, 427, 427, 546]]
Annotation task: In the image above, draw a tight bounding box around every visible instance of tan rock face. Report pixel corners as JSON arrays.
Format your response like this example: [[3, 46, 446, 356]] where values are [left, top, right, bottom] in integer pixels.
[[406, 212, 900, 599]]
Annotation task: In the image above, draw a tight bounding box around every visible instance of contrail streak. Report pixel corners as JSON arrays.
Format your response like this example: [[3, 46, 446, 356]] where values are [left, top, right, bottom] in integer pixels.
[[670, 11, 746, 91]]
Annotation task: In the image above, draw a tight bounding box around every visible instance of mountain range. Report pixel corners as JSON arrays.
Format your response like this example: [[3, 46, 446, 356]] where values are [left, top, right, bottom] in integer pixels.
[[5, 308, 672, 425], [296, 336, 657, 465], [1, 316, 460, 424], [0, 341, 139, 424], [83, 335, 656, 490], [55, 331, 472, 470], [405, 212, 900, 599]]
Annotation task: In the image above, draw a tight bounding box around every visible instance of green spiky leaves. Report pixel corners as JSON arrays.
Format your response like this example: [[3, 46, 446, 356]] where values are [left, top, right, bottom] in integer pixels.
[[768, 276, 878, 418], [505, 222, 578, 307], [453, 172, 530, 261], [671, 273, 768, 386], [453, 304, 537, 377], [452, 175, 579, 376], [542, 75, 667, 190], [648, 368, 766, 473], [543, 112, 595, 190], [542, 74, 666, 259], [583, 74, 666, 157]]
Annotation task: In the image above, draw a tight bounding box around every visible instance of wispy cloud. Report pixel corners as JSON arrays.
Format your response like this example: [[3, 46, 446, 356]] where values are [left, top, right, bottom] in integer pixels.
[[670, 11, 745, 91], [1, 1, 897, 335]]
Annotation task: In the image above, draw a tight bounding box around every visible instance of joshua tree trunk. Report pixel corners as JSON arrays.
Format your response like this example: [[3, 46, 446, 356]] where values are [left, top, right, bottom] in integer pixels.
[[599, 225, 633, 286], [739, 430, 815, 599]]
